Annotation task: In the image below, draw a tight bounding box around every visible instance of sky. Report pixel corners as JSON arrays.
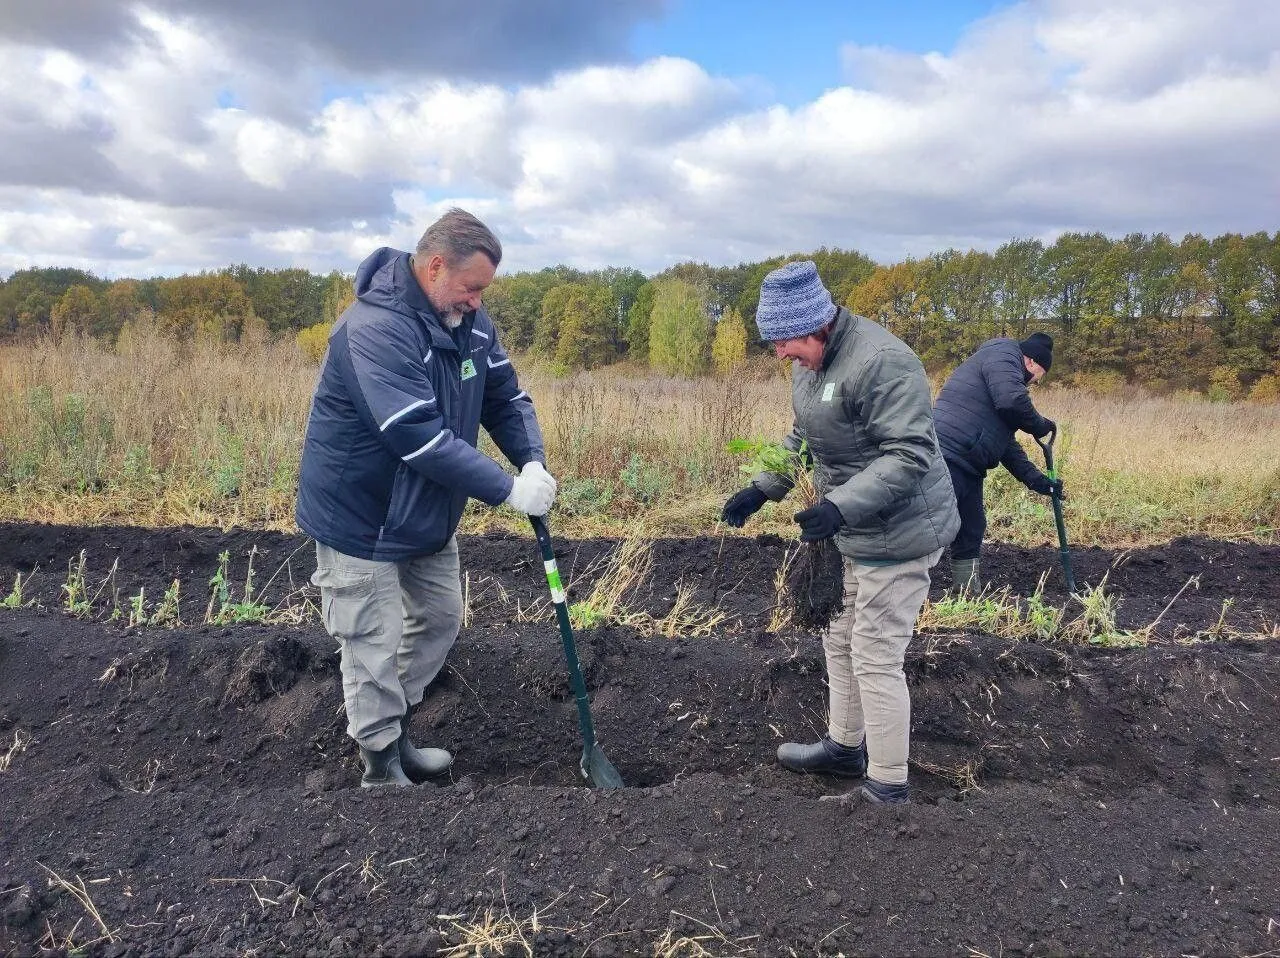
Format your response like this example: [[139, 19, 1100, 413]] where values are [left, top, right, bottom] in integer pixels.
[[0, 0, 1277, 279]]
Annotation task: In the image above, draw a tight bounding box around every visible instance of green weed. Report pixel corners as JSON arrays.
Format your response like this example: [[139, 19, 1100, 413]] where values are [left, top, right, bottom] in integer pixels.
[[618, 453, 666, 504], [149, 579, 182, 627], [61, 550, 92, 618], [204, 547, 269, 624], [568, 600, 606, 631], [1, 572, 27, 609], [127, 589, 147, 628]]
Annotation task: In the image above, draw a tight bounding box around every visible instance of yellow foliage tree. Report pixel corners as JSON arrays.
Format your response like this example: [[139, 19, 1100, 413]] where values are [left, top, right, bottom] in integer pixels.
[[103, 280, 144, 338], [50, 285, 101, 341], [156, 273, 253, 341], [1247, 374, 1280, 403], [711, 305, 748, 376], [847, 261, 932, 340], [296, 322, 333, 364]]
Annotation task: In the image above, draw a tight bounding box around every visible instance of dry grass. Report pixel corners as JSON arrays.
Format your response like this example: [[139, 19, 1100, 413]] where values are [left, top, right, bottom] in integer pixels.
[[438, 903, 547, 958], [1, 331, 1277, 546], [653, 914, 759, 957], [0, 728, 32, 771], [37, 863, 116, 946], [568, 535, 729, 638], [912, 756, 985, 795]]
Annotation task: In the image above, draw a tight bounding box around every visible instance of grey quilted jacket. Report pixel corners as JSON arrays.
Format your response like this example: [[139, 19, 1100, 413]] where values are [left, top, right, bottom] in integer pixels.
[[754, 308, 959, 562]]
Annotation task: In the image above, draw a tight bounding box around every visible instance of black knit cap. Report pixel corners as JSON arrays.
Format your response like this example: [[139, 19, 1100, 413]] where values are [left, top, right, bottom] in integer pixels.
[[1020, 332, 1053, 371]]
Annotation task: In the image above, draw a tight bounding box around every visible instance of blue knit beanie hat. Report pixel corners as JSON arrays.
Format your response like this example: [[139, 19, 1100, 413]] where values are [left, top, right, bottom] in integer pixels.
[[755, 260, 835, 342]]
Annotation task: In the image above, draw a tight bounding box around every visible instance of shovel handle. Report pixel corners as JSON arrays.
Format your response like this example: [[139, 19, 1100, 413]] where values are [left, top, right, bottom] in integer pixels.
[[530, 514, 554, 556], [1034, 426, 1057, 474], [528, 515, 598, 760], [1031, 428, 1077, 592]]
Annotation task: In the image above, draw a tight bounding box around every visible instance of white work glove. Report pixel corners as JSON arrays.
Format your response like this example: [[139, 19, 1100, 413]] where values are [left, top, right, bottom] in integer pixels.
[[504, 460, 557, 516]]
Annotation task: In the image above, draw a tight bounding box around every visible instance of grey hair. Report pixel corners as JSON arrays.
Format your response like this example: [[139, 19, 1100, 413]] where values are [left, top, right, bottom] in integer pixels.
[[415, 208, 502, 268]]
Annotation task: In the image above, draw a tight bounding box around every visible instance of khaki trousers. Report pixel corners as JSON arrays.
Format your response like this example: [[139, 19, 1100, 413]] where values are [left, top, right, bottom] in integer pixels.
[[312, 540, 462, 750], [823, 548, 942, 784]]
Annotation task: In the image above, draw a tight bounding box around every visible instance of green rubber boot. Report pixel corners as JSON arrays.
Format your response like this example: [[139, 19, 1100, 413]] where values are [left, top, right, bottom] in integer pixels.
[[359, 742, 414, 788], [951, 558, 980, 593]]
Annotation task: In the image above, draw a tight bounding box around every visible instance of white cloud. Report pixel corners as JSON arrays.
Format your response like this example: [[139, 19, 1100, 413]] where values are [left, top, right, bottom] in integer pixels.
[[316, 85, 514, 188], [228, 116, 314, 189], [0, 0, 1277, 279]]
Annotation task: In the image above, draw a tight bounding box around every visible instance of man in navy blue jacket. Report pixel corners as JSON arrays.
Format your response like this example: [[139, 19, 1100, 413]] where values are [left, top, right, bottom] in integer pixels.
[[297, 209, 556, 787], [933, 333, 1058, 592]]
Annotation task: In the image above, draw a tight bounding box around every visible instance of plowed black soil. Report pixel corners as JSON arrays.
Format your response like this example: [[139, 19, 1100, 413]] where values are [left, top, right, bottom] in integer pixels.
[[1, 522, 1278, 957]]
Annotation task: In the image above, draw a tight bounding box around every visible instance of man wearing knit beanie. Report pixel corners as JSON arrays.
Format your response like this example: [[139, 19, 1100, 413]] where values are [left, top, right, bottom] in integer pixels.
[[932, 332, 1059, 593], [721, 260, 959, 805]]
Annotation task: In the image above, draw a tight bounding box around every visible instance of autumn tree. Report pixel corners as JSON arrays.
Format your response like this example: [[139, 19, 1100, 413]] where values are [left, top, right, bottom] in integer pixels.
[[101, 280, 146, 339], [711, 305, 748, 375], [533, 284, 571, 358], [649, 279, 710, 376], [296, 323, 332, 363], [0, 267, 103, 338], [227, 265, 327, 333], [597, 267, 646, 355], [847, 261, 934, 345], [156, 273, 254, 342], [50, 285, 102, 341], [486, 266, 585, 351]]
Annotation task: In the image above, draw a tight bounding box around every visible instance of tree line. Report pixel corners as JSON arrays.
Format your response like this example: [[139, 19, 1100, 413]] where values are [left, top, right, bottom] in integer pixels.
[[0, 265, 354, 344], [2, 231, 1277, 397]]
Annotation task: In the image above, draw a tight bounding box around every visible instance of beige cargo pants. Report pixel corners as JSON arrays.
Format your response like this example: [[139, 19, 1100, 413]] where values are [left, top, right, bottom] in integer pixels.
[[823, 548, 942, 785], [311, 539, 462, 751]]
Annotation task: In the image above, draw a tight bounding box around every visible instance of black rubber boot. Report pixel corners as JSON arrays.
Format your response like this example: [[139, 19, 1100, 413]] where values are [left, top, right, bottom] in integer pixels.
[[359, 741, 414, 788], [861, 777, 910, 804], [777, 735, 868, 777], [397, 705, 453, 783]]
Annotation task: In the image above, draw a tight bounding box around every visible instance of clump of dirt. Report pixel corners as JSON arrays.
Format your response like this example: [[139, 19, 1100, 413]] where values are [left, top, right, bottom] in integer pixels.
[[1, 522, 1279, 956], [221, 635, 312, 705], [782, 538, 845, 629]]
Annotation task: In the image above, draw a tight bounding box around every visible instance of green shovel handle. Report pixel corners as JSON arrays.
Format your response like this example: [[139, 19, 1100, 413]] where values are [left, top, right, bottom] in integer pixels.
[[1033, 428, 1076, 592], [529, 515, 598, 756]]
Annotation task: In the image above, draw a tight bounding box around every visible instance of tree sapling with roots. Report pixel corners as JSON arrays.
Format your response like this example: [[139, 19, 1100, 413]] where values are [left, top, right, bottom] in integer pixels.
[[726, 437, 844, 629]]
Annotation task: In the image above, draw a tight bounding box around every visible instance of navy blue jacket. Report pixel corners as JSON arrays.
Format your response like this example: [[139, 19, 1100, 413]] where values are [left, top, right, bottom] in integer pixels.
[[296, 248, 545, 560], [933, 338, 1053, 493]]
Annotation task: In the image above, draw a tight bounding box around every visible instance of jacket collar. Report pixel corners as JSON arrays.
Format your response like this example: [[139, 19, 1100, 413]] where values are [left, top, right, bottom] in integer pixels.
[[821, 307, 855, 371]]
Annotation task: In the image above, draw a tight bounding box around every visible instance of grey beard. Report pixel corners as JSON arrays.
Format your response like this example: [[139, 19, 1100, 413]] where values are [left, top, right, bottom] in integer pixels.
[[443, 313, 463, 329]]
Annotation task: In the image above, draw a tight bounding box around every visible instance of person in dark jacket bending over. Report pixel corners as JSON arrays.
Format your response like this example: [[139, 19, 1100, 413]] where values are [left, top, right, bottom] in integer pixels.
[[721, 262, 959, 805], [932, 333, 1058, 592], [296, 209, 557, 788]]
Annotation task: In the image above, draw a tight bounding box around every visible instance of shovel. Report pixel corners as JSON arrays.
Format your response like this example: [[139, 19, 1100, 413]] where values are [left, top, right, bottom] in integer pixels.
[[1034, 428, 1077, 593], [529, 515, 624, 789]]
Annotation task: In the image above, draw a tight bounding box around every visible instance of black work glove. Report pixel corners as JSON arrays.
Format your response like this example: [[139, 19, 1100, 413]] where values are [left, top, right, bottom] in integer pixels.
[[1047, 478, 1065, 500], [1034, 417, 1056, 440], [794, 500, 843, 543], [721, 486, 768, 528]]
